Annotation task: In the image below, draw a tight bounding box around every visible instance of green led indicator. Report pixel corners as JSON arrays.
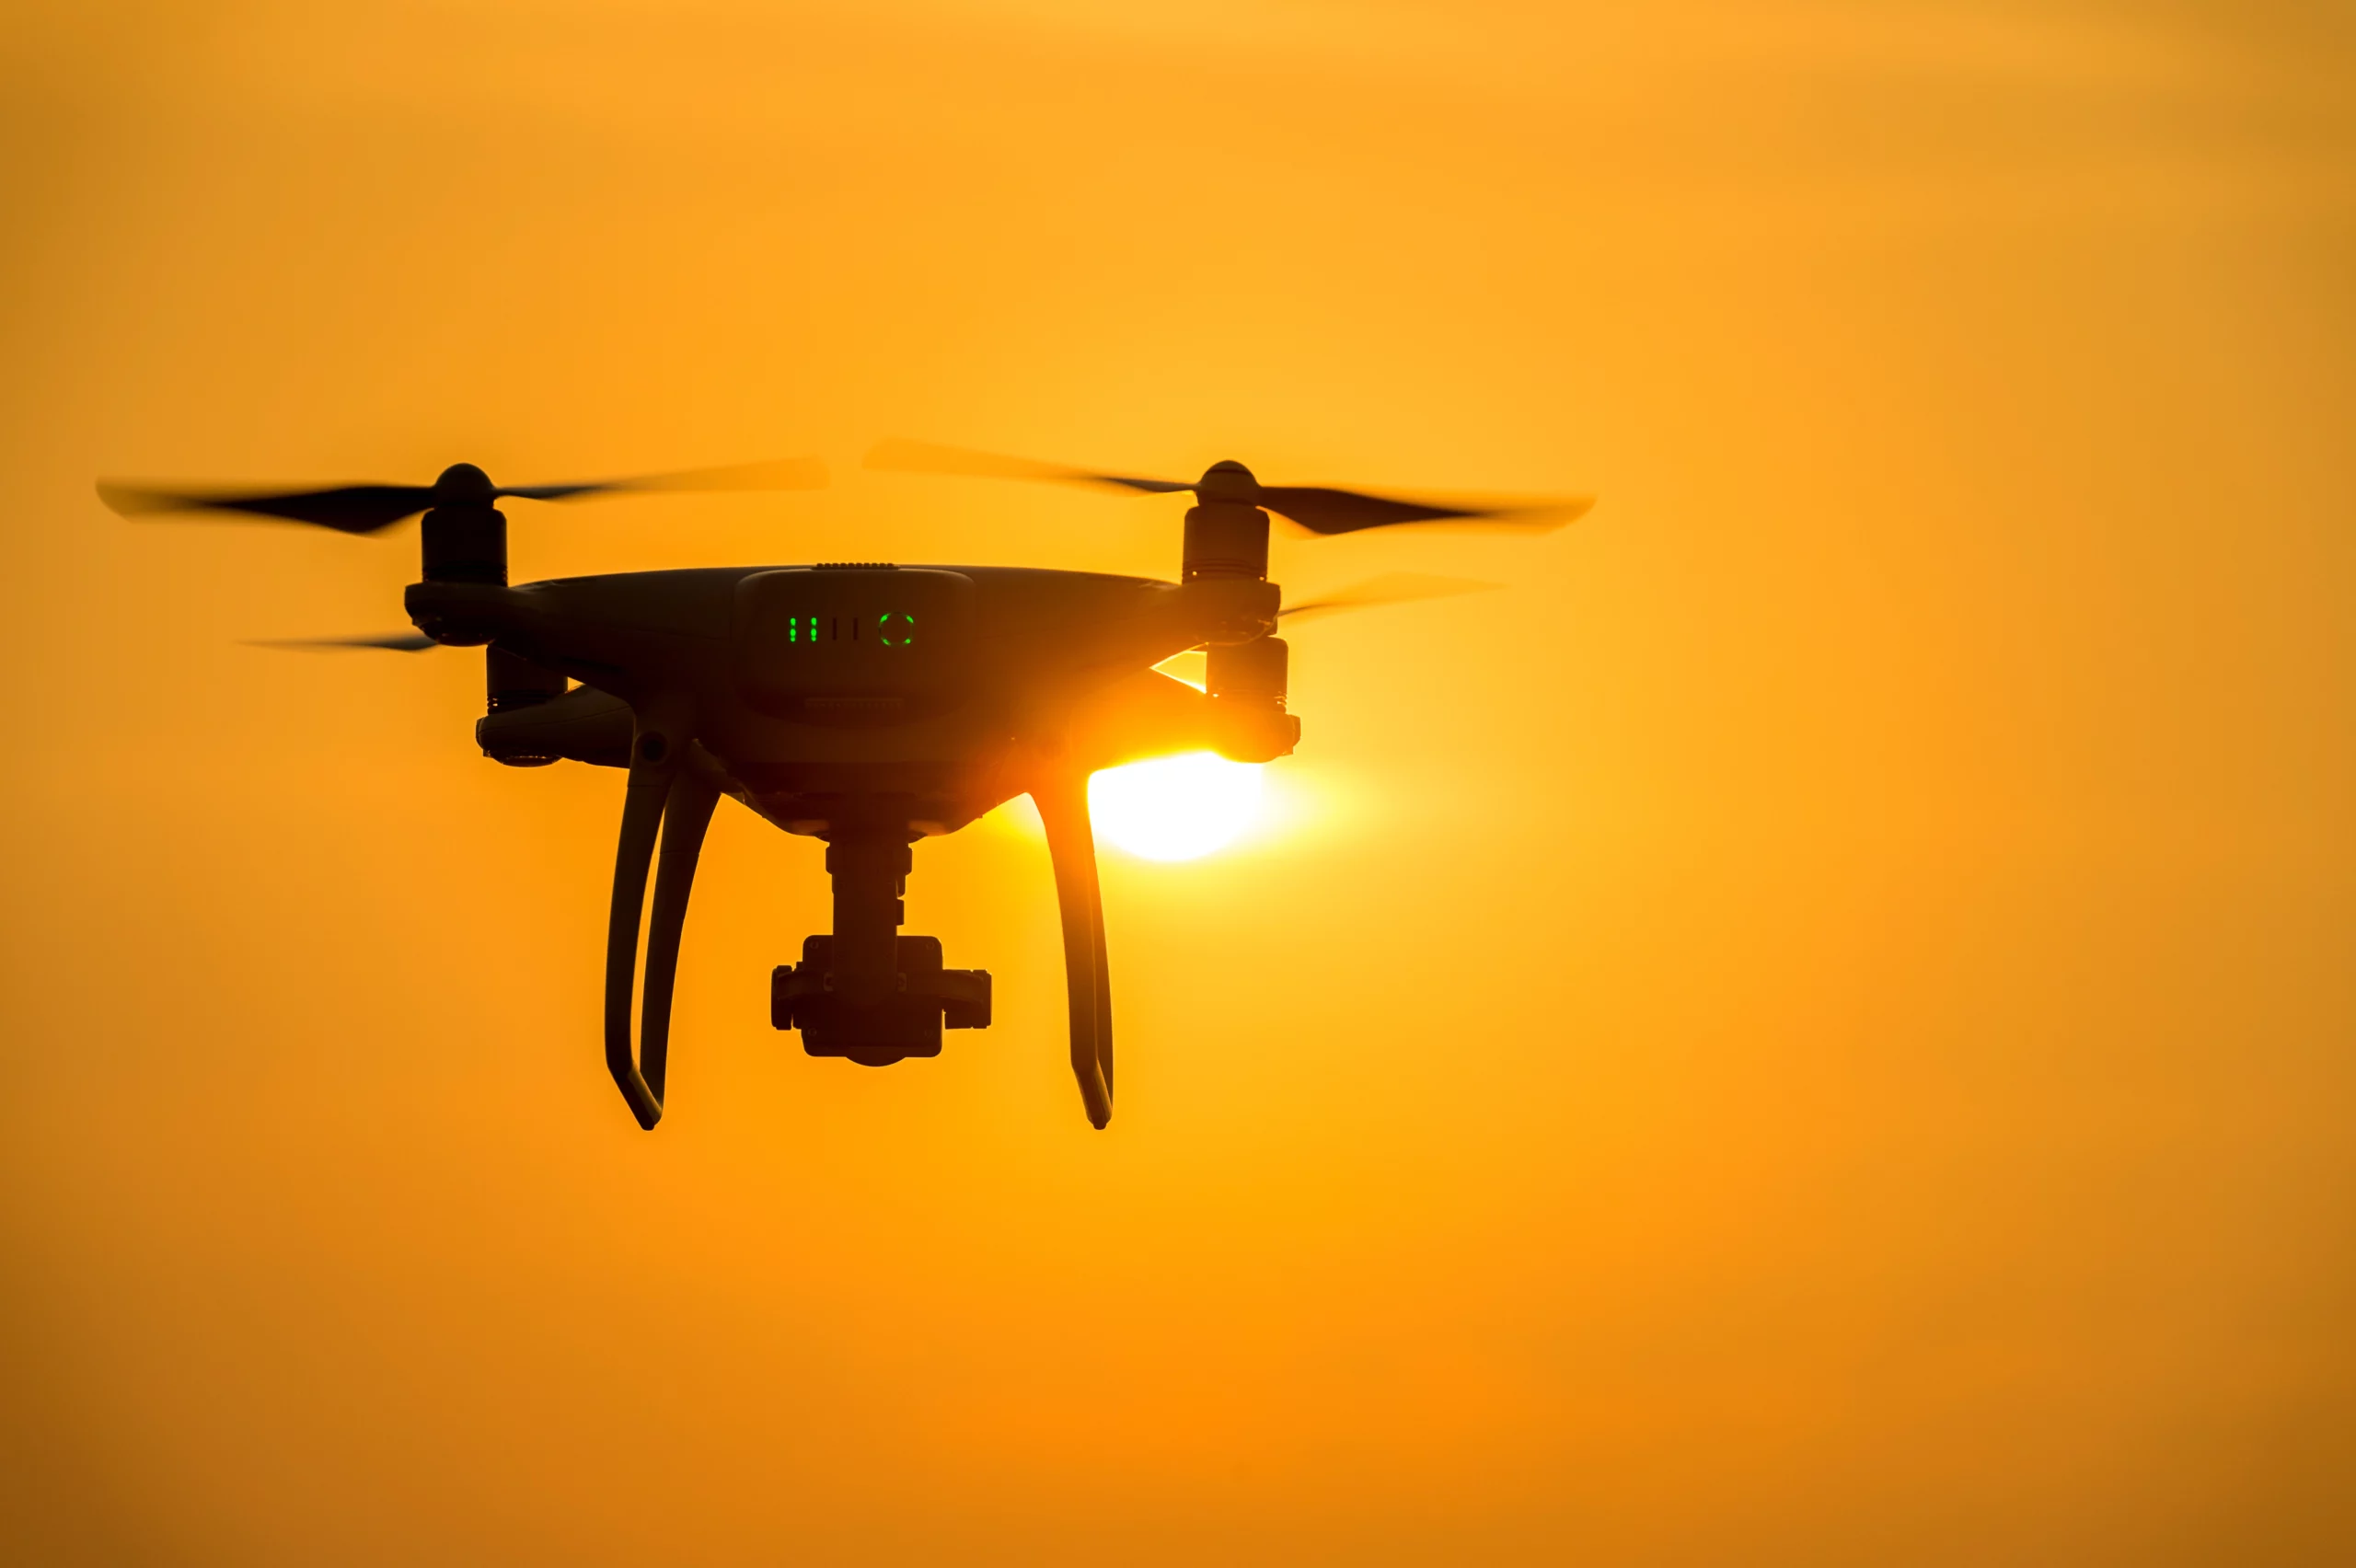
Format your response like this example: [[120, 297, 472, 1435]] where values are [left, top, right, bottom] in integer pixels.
[[878, 611, 915, 648]]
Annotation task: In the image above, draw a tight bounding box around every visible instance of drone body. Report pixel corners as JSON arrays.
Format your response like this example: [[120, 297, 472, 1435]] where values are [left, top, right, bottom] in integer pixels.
[[433, 552, 1294, 1131], [104, 444, 1588, 1130]]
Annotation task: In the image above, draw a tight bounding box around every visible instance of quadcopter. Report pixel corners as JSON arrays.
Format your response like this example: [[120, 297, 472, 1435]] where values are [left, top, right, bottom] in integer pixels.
[[100, 441, 1589, 1130]]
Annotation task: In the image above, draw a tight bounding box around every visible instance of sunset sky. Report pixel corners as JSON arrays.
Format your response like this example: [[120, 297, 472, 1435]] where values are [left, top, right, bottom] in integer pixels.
[[3, 3, 2351, 1563]]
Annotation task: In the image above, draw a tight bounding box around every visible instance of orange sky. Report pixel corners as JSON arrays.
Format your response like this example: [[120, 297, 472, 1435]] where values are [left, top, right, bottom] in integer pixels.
[[4, 3, 2352, 1563]]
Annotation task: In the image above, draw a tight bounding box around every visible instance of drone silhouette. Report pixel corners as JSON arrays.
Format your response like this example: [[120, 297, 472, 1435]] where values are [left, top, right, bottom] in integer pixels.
[[100, 441, 1590, 1130]]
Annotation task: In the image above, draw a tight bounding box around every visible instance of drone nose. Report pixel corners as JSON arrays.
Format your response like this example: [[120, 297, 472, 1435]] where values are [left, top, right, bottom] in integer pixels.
[[434, 463, 496, 503], [1196, 459, 1258, 502]]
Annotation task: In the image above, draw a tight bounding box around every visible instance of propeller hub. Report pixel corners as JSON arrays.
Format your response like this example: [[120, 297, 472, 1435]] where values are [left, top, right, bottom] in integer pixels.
[[433, 463, 497, 505], [1196, 460, 1259, 504]]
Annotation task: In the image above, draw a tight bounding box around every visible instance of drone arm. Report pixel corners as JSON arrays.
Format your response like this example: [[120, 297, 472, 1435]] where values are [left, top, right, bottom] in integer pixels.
[[1036, 776, 1114, 1129], [637, 756, 724, 1104], [477, 681, 634, 767]]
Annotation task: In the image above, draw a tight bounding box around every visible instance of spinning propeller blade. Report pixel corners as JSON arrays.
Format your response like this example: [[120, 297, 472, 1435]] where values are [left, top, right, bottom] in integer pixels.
[[863, 438, 1189, 495], [864, 439, 1590, 534], [98, 455, 828, 534], [99, 482, 440, 535], [245, 633, 442, 652], [1155, 577, 1507, 683], [1279, 575, 1502, 624], [1256, 486, 1586, 536], [498, 455, 828, 502]]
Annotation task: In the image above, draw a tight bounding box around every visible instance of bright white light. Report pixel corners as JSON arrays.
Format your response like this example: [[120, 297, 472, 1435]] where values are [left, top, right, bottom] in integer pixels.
[[1088, 753, 1265, 861]]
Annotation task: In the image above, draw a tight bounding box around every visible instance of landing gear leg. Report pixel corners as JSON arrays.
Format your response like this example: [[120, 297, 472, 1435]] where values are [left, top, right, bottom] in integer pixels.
[[1036, 776, 1113, 1129], [637, 764, 722, 1106], [603, 727, 678, 1129]]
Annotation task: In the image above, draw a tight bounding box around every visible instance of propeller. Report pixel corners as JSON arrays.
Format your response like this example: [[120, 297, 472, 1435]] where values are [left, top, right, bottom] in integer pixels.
[[1278, 574, 1501, 624], [1153, 576, 1503, 688], [244, 633, 441, 652], [865, 438, 1590, 536], [98, 456, 827, 536]]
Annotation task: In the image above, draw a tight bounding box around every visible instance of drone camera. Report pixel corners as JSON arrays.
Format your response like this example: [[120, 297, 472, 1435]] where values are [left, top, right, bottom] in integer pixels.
[[773, 935, 991, 1067]]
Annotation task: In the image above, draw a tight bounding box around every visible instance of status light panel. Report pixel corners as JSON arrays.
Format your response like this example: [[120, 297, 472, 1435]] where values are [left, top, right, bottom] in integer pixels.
[[785, 614, 917, 647]]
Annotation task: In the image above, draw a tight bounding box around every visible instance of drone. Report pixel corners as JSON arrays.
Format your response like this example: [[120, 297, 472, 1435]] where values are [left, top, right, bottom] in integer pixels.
[[100, 441, 1589, 1130]]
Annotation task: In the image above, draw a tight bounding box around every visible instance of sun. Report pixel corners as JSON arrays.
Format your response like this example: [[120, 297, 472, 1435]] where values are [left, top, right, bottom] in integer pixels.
[[1088, 753, 1265, 861]]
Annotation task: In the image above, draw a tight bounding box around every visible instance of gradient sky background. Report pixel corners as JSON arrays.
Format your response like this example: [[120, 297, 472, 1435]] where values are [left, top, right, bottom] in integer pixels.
[[3, 2, 2351, 1563]]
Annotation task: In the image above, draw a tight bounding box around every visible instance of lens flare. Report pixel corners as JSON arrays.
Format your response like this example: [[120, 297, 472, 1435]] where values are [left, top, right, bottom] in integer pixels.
[[1088, 753, 1265, 861]]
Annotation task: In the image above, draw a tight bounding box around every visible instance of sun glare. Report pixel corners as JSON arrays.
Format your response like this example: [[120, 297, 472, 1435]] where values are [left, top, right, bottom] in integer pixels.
[[1088, 753, 1265, 861]]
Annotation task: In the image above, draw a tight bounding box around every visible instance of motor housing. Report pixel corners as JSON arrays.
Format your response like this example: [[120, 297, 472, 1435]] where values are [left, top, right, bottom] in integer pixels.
[[1183, 501, 1269, 582]]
